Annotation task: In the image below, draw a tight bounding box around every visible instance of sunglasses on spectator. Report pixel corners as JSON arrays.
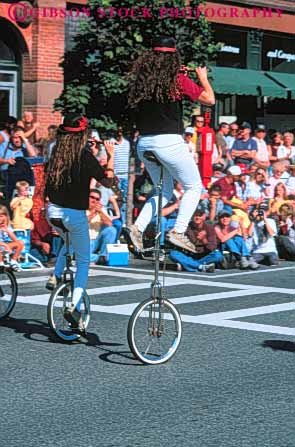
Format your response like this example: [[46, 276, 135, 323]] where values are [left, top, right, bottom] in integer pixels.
[[196, 120, 204, 123], [89, 196, 100, 201]]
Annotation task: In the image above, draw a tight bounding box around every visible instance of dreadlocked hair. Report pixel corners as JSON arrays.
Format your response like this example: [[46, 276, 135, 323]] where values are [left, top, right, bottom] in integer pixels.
[[127, 50, 182, 107], [46, 129, 89, 189]]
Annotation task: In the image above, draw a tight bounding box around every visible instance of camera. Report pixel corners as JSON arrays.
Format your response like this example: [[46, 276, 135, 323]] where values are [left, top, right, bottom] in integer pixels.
[[257, 210, 264, 217]]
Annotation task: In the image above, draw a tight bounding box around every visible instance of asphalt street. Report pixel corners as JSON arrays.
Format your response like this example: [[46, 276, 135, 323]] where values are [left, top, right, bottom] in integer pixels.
[[1, 261, 295, 447]]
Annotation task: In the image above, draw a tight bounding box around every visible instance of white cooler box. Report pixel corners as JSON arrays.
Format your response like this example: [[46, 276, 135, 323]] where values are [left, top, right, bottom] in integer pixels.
[[106, 243, 129, 266]]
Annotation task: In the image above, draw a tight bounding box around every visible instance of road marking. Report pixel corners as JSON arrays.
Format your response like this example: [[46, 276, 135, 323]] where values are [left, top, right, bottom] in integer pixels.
[[94, 265, 295, 279]]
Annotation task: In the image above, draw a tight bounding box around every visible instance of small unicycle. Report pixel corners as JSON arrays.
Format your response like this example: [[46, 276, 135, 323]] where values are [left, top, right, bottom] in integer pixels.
[[0, 267, 18, 320], [47, 218, 91, 342], [127, 151, 182, 365]]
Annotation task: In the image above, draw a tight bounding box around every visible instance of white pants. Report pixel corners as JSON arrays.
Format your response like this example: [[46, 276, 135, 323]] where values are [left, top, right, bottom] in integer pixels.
[[135, 134, 202, 233]]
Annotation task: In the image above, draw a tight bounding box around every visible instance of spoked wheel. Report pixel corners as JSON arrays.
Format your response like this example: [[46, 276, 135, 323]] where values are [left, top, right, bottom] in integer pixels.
[[0, 269, 18, 320], [127, 298, 182, 365], [47, 281, 91, 342]]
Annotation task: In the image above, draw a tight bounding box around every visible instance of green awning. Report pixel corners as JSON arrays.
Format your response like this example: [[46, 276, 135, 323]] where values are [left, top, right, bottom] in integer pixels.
[[265, 72, 295, 99], [210, 66, 287, 98]]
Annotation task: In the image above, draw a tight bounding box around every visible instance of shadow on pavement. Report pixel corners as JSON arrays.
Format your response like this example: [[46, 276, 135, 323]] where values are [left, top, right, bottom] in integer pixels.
[[262, 340, 295, 352], [0, 317, 142, 366]]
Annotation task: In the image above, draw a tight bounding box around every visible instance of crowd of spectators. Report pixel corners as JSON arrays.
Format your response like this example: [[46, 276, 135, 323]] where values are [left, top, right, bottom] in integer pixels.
[[1, 111, 295, 273]]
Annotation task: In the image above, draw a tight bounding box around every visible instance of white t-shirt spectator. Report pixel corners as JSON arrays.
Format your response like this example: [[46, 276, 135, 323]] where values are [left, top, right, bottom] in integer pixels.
[[252, 218, 278, 254], [277, 145, 295, 161], [253, 137, 269, 163]]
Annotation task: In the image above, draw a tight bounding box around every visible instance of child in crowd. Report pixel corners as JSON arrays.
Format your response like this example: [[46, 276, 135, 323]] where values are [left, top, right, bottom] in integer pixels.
[[10, 181, 34, 230], [0, 205, 24, 271]]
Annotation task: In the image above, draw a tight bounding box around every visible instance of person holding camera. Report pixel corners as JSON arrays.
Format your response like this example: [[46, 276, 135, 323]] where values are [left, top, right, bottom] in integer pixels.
[[248, 208, 279, 266], [0, 127, 36, 204]]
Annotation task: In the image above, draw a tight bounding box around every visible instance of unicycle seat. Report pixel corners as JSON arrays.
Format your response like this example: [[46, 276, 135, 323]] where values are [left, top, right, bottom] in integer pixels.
[[143, 151, 162, 166], [49, 218, 69, 233]]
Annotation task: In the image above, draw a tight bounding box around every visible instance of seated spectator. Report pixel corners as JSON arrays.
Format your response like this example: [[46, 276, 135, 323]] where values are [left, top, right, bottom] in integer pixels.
[[253, 126, 270, 169], [0, 116, 17, 145], [267, 162, 288, 198], [0, 127, 36, 203], [98, 183, 122, 241], [0, 204, 23, 271], [276, 212, 295, 261], [17, 111, 40, 144], [267, 132, 283, 164], [285, 165, 295, 194], [248, 208, 279, 265], [10, 180, 34, 230], [277, 132, 295, 163], [87, 189, 117, 265], [269, 182, 290, 216], [30, 206, 63, 265], [214, 211, 259, 269], [210, 163, 224, 183], [169, 209, 224, 272], [245, 168, 270, 212], [198, 184, 224, 222], [214, 166, 247, 214], [231, 121, 258, 168]]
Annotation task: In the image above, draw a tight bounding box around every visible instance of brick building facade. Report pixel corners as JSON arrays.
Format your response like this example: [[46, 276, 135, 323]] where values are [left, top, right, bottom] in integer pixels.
[[0, 0, 294, 135]]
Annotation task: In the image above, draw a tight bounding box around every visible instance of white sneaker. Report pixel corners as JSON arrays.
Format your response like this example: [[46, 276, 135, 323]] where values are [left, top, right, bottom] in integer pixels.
[[167, 230, 196, 253], [128, 225, 143, 251], [10, 260, 22, 272]]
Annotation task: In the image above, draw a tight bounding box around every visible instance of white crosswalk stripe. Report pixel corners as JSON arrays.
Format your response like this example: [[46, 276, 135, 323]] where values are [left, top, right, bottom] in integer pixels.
[[7, 266, 295, 336]]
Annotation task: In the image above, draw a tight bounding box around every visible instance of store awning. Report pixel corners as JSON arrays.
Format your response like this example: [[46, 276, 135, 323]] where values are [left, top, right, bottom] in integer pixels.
[[264, 72, 295, 99], [210, 66, 287, 98]]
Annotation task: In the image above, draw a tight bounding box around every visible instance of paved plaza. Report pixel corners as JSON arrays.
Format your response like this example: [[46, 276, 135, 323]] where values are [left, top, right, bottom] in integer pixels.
[[1, 262, 295, 447]]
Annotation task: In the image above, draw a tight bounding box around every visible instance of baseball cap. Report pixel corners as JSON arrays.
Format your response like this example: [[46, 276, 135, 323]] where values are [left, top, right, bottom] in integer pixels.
[[255, 124, 266, 132], [184, 126, 194, 135], [227, 165, 242, 176], [218, 210, 233, 218], [240, 121, 252, 130]]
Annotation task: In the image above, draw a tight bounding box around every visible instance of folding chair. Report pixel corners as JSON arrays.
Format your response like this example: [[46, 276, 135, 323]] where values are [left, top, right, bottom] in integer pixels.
[[13, 229, 45, 270]]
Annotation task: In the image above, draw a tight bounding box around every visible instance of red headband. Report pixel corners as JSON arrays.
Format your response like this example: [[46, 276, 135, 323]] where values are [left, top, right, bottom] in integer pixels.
[[63, 116, 88, 132], [153, 47, 176, 52]]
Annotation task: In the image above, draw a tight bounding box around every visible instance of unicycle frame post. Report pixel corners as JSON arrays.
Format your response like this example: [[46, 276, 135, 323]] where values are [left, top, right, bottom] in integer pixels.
[[152, 163, 164, 294]]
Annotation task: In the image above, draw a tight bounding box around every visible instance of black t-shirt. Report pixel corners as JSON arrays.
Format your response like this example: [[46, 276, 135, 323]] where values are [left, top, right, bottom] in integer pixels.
[[135, 74, 204, 136], [46, 149, 105, 210]]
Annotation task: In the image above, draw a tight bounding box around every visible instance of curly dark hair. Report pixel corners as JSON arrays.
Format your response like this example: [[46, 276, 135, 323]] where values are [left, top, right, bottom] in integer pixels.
[[46, 129, 89, 189], [127, 50, 182, 107]]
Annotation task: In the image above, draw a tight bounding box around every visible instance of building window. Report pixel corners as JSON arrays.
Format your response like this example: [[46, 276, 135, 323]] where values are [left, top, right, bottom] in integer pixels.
[[262, 33, 295, 74], [213, 25, 247, 69]]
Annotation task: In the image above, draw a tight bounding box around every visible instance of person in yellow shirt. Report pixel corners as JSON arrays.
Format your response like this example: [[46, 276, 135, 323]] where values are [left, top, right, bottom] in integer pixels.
[[10, 180, 34, 230]]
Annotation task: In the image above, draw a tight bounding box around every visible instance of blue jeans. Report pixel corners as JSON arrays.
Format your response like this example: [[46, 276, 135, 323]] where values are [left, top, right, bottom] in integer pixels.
[[135, 135, 202, 234], [112, 218, 122, 241], [170, 249, 224, 272], [90, 226, 117, 262], [118, 177, 128, 226], [221, 235, 250, 257], [48, 204, 90, 307]]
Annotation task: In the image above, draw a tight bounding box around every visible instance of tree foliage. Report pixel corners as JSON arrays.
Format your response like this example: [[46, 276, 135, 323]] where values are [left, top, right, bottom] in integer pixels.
[[55, 0, 219, 134]]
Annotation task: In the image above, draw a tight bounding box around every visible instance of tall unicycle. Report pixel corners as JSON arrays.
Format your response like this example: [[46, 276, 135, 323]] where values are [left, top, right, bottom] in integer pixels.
[[127, 151, 182, 365]]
